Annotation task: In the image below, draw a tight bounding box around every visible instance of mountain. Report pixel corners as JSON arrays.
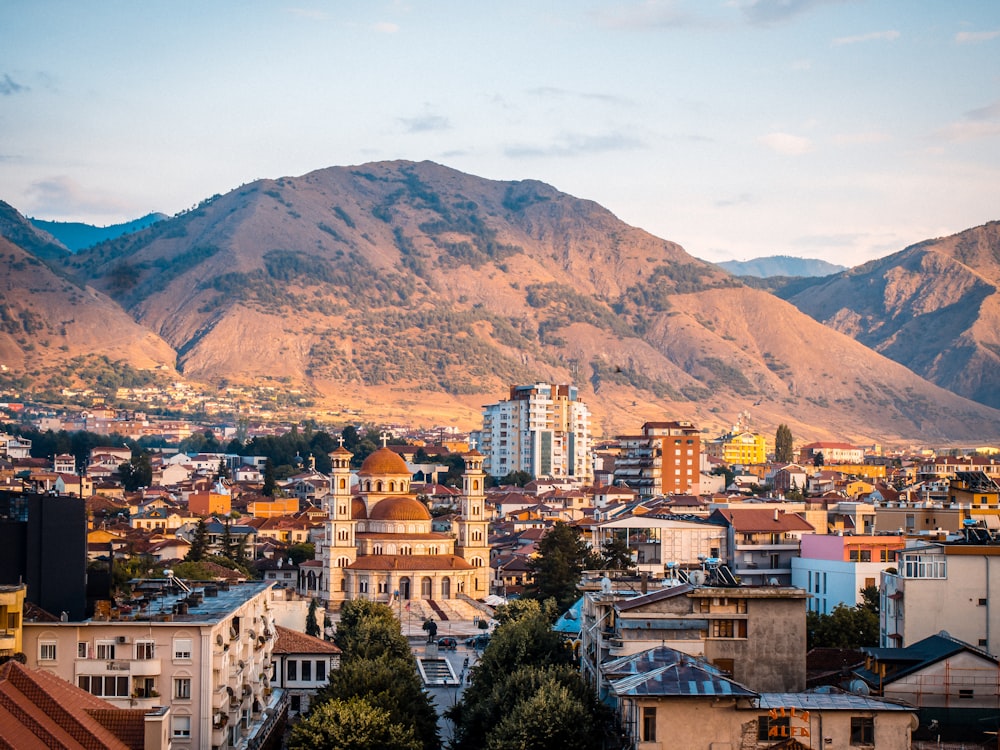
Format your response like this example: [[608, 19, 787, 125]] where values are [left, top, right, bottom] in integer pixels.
[[781, 222, 1000, 410], [0, 201, 70, 263], [44, 161, 994, 443], [30, 213, 168, 252], [0, 206, 179, 396], [716, 255, 846, 279]]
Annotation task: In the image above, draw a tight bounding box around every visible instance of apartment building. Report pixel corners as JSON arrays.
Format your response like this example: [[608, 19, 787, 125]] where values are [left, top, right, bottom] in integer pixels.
[[478, 383, 591, 480], [613, 420, 701, 497], [709, 507, 815, 586], [23, 579, 287, 750], [880, 530, 1000, 655], [791, 533, 904, 614]]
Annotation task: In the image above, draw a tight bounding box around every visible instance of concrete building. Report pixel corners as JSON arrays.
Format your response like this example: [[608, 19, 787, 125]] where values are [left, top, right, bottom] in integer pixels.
[[880, 529, 1000, 655], [578, 570, 809, 696], [478, 383, 592, 481], [613, 421, 701, 497], [23, 578, 286, 750], [608, 647, 915, 750], [709, 507, 815, 586], [270, 625, 341, 717], [0, 583, 26, 658], [590, 513, 728, 576], [791, 534, 904, 614]]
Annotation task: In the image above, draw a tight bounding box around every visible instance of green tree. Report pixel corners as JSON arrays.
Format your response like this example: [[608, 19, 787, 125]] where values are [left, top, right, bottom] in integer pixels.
[[184, 519, 208, 562], [526, 522, 600, 612], [599, 534, 636, 571], [287, 542, 315, 565], [216, 459, 230, 480], [306, 598, 321, 638], [119, 452, 152, 491], [262, 458, 276, 497], [288, 696, 421, 750], [775, 423, 794, 463], [806, 602, 879, 650], [813, 451, 825, 468], [487, 678, 600, 750]]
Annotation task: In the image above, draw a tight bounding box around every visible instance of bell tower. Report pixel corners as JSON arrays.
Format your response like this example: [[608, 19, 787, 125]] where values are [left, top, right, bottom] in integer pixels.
[[324, 441, 357, 606], [456, 445, 491, 595]]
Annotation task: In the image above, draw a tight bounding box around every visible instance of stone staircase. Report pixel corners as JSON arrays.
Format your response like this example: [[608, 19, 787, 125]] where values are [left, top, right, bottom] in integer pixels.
[[417, 657, 458, 686]]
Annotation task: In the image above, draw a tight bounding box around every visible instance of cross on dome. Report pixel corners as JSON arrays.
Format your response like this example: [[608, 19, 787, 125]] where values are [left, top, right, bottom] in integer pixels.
[[337, 434, 344, 448], [469, 437, 477, 451], [380, 430, 390, 447]]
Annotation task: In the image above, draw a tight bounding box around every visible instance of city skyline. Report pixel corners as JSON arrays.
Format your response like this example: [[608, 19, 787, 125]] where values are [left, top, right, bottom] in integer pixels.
[[2, 1, 998, 267]]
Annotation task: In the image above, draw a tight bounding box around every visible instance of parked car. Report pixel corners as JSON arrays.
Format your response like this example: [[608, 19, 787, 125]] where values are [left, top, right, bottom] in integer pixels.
[[465, 634, 490, 649], [437, 637, 458, 650]]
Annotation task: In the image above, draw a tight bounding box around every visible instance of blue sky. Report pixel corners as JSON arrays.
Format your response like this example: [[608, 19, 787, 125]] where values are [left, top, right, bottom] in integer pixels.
[[1, 1, 998, 266]]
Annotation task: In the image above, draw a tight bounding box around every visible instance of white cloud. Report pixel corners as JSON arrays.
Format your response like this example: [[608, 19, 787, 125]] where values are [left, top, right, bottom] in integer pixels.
[[286, 8, 331, 21], [956, 29, 1000, 44], [933, 100, 1000, 142], [593, 0, 701, 30], [833, 131, 890, 145], [373, 21, 399, 33], [758, 132, 813, 155], [25, 176, 137, 219], [832, 30, 899, 46]]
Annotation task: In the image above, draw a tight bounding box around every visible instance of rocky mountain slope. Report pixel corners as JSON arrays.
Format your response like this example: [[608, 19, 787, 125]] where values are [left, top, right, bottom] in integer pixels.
[[3, 162, 999, 443], [782, 222, 1000, 410], [0, 208, 179, 393]]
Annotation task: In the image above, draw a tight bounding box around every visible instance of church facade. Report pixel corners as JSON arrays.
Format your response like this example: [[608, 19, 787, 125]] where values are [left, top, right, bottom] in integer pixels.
[[315, 444, 491, 610]]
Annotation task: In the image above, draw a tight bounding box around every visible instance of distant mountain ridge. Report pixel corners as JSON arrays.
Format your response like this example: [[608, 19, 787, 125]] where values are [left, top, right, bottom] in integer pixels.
[[716, 255, 846, 278], [1, 162, 999, 444], [29, 213, 168, 252], [781, 221, 1000, 410]]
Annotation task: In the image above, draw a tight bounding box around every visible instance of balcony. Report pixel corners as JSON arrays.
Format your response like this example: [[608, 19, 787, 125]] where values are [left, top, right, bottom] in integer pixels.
[[130, 659, 161, 676], [0, 631, 16, 652]]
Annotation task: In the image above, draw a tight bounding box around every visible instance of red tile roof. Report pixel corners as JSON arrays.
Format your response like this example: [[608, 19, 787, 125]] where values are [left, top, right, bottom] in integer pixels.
[[272, 625, 342, 655], [0, 661, 147, 749]]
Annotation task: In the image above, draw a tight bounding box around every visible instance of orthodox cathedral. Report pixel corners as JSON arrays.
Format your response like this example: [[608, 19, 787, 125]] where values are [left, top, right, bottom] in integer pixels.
[[313, 442, 491, 610]]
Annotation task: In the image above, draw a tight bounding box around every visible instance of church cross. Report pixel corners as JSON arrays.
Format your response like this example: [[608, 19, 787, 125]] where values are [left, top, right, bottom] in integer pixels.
[[380, 431, 390, 447]]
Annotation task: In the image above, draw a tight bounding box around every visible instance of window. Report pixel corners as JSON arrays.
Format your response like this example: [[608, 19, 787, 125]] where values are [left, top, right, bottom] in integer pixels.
[[316, 660, 326, 681], [287, 660, 297, 681], [850, 716, 874, 745], [959, 689, 975, 699], [175, 677, 191, 700], [78, 675, 129, 697], [711, 619, 747, 638], [291, 695, 301, 713], [642, 706, 656, 742], [96, 641, 115, 660], [171, 716, 192, 738], [302, 660, 312, 681], [135, 641, 155, 660], [39, 642, 57, 661], [174, 638, 192, 659], [77, 642, 88, 658]]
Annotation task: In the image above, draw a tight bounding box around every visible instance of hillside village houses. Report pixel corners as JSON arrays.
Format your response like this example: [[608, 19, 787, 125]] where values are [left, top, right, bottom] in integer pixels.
[[5, 392, 1000, 743]]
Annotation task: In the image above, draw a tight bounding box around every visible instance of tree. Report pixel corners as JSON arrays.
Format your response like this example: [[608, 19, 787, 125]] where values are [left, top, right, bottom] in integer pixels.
[[184, 519, 208, 562], [216, 459, 230, 480], [775, 423, 794, 463], [813, 451, 825, 468], [599, 535, 636, 571], [287, 542, 315, 565], [306, 598, 321, 637], [262, 459, 276, 497], [119, 452, 152, 491], [487, 679, 600, 750], [806, 602, 879, 650], [526, 522, 600, 612], [288, 696, 421, 750]]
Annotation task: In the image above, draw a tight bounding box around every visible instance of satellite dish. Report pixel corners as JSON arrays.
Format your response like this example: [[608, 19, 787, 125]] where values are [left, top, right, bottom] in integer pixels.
[[848, 679, 871, 695]]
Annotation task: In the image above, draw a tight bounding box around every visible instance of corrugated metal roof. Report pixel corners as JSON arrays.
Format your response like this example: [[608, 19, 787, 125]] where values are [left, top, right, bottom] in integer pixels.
[[607, 646, 757, 698], [758, 691, 911, 711]]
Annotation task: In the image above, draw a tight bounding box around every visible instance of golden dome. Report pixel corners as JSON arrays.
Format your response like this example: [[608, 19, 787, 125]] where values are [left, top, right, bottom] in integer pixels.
[[352, 497, 368, 519], [368, 496, 431, 522], [358, 447, 410, 476]]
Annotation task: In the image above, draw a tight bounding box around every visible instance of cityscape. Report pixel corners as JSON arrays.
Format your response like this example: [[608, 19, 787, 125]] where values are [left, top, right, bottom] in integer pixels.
[[2, 381, 1000, 748]]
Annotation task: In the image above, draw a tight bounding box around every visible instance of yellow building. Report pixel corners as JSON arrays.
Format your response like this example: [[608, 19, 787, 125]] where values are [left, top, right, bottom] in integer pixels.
[[706, 430, 767, 466], [0, 583, 26, 658]]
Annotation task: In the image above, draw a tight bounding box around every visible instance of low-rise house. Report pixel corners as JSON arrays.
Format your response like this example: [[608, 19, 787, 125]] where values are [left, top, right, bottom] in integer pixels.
[[608, 646, 914, 750], [856, 633, 999, 742], [592, 513, 728, 574], [709, 507, 815, 585], [271, 625, 342, 716]]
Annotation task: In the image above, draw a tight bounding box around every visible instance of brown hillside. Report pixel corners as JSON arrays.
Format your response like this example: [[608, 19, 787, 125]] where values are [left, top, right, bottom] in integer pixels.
[[788, 222, 1000, 409]]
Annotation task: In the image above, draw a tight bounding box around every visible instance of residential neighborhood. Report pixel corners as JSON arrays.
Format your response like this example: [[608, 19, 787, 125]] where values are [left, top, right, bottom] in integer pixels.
[[2, 383, 1000, 747]]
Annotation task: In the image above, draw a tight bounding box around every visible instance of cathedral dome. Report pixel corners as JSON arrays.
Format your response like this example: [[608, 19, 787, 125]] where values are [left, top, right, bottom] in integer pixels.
[[352, 497, 368, 519], [368, 496, 431, 522], [359, 447, 410, 476]]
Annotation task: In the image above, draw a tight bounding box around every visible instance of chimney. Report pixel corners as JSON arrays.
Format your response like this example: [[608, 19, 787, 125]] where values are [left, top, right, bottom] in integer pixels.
[[774, 508, 779, 522]]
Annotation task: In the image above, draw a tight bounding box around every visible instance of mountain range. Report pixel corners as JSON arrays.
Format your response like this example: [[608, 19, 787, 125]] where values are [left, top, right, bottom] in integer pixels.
[[1, 160, 998, 445], [715, 256, 846, 279]]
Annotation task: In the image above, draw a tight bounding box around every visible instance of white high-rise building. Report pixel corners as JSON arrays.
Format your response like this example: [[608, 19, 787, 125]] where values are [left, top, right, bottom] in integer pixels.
[[478, 383, 592, 481]]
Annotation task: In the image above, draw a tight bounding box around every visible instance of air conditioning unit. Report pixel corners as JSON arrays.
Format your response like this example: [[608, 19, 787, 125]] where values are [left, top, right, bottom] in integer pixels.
[[116, 635, 128, 644]]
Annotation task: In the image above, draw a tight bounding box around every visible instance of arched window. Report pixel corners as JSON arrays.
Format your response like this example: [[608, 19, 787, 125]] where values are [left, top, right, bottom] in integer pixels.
[[338, 504, 346, 515], [389, 481, 395, 492], [473, 479, 479, 491], [336, 557, 350, 567], [337, 529, 349, 541], [339, 479, 346, 490], [373, 544, 383, 555], [472, 530, 482, 542], [401, 545, 412, 555], [471, 557, 484, 567]]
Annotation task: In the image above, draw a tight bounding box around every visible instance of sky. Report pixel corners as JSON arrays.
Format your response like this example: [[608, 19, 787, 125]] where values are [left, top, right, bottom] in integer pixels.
[[1, 1, 998, 267]]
